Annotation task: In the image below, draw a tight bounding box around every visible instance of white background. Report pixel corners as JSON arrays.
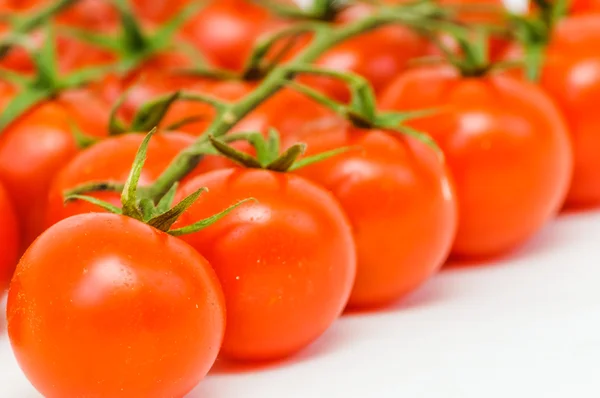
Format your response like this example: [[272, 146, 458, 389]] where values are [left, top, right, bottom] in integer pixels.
[[6, 0, 600, 397]]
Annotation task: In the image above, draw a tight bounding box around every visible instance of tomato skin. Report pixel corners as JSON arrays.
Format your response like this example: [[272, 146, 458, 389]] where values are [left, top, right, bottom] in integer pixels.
[[289, 120, 457, 307], [0, 90, 110, 250], [177, 169, 356, 360], [242, 89, 333, 140], [7, 213, 225, 398], [528, 15, 600, 207], [566, 0, 600, 15], [380, 67, 573, 258], [0, 181, 19, 290], [182, 0, 272, 71], [45, 132, 203, 229], [113, 77, 254, 136]]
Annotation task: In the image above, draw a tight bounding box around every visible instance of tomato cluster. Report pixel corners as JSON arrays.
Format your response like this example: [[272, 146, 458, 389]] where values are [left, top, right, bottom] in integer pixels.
[[1, 0, 599, 396]]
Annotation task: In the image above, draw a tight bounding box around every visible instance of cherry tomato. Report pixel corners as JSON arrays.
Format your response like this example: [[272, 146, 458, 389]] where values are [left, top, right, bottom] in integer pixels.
[[176, 169, 356, 360], [299, 4, 428, 101], [182, 0, 272, 71], [0, 180, 19, 290], [380, 66, 573, 258], [522, 14, 600, 207], [8, 213, 225, 398], [45, 132, 205, 228], [132, 0, 192, 23], [114, 76, 254, 136], [571, 0, 600, 14], [242, 88, 334, 140], [289, 119, 457, 307], [0, 89, 110, 250]]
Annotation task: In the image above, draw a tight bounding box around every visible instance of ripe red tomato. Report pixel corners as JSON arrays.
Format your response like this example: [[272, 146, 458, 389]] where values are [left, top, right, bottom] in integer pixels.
[[0, 89, 110, 250], [526, 14, 600, 207], [113, 77, 254, 136], [45, 132, 205, 228], [289, 119, 457, 307], [299, 4, 428, 101], [8, 213, 225, 398], [176, 169, 356, 360], [0, 180, 19, 290], [182, 0, 272, 71], [380, 66, 573, 258], [242, 88, 333, 139], [567, 0, 600, 14], [132, 0, 192, 23]]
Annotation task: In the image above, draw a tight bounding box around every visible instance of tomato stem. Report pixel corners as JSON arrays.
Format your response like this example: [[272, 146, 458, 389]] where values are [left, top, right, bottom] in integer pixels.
[[0, 0, 81, 58], [145, 2, 443, 203]]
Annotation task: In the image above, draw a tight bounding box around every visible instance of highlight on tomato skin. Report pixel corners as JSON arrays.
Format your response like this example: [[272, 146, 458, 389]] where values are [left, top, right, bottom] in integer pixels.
[[7, 213, 226, 398], [175, 168, 357, 361], [181, 0, 273, 72], [0, 180, 19, 291], [380, 66, 573, 259]]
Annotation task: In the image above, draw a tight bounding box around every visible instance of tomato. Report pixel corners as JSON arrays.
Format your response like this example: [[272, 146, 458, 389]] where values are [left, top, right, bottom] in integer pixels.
[[571, 0, 600, 14], [380, 66, 573, 258], [56, 0, 118, 30], [182, 0, 272, 71], [0, 180, 19, 290], [44, 132, 206, 228], [523, 14, 600, 207], [288, 119, 457, 307], [132, 0, 192, 23], [113, 76, 253, 136], [7, 213, 225, 398], [300, 4, 428, 101], [242, 88, 334, 140], [176, 169, 356, 360], [0, 89, 110, 250]]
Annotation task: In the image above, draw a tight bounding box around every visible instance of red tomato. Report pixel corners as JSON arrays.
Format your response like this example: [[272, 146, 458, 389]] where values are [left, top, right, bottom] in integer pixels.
[[132, 0, 192, 23], [182, 0, 272, 71], [564, 0, 600, 15], [380, 66, 573, 258], [8, 213, 225, 398], [524, 14, 600, 207], [56, 0, 118, 30], [242, 88, 334, 140], [176, 169, 356, 360], [113, 76, 254, 136], [45, 132, 206, 228], [0, 180, 19, 290], [0, 89, 110, 250], [289, 119, 457, 307], [304, 5, 428, 101]]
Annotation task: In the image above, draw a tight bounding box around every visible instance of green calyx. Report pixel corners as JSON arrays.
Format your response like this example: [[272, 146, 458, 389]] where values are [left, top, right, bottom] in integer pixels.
[[61, 0, 206, 75], [283, 65, 439, 152], [64, 129, 254, 236], [206, 129, 351, 173], [508, 0, 568, 82], [0, 23, 115, 131]]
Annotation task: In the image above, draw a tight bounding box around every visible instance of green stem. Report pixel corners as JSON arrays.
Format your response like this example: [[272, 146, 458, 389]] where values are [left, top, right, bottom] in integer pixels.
[[0, 0, 81, 58], [145, 4, 439, 203]]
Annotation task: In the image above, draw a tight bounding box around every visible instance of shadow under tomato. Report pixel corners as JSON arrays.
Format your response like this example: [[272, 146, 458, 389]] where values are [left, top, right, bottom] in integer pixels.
[[444, 214, 579, 271], [343, 281, 448, 317], [208, 322, 352, 376]]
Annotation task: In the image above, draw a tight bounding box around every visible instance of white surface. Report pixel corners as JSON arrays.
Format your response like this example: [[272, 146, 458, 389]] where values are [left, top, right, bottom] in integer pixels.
[[2, 209, 600, 397]]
